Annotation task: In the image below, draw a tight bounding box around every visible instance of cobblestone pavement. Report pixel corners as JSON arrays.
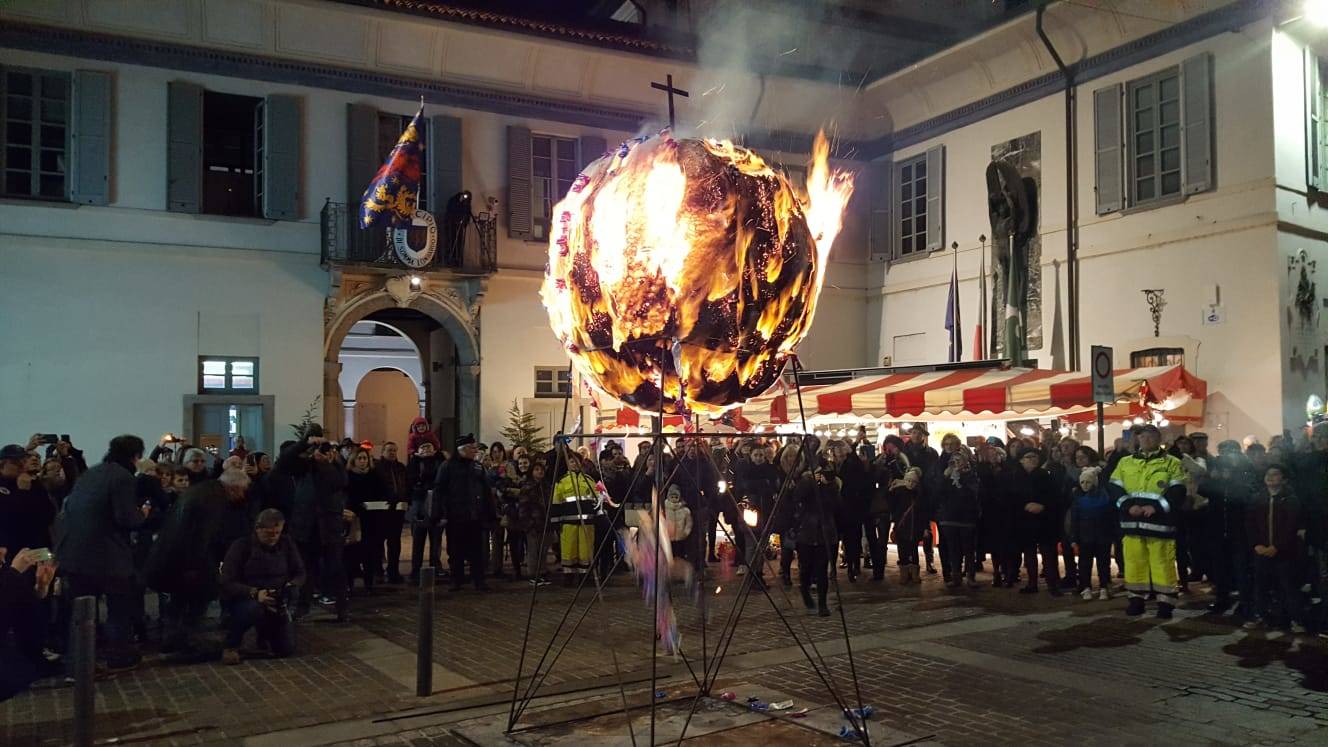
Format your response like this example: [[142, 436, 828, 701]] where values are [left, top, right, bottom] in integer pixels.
[[5, 546, 1327, 746]]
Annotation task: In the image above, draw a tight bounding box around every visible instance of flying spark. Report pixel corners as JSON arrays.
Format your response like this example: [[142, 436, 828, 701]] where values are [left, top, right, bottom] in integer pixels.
[[780, 48, 798, 56]]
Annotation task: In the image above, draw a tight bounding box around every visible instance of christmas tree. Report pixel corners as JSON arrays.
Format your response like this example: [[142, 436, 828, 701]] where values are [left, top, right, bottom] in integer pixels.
[[501, 399, 549, 454]]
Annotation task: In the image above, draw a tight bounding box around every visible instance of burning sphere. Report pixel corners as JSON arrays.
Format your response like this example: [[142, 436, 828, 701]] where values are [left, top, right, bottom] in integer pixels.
[[541, 131, 853, 416]]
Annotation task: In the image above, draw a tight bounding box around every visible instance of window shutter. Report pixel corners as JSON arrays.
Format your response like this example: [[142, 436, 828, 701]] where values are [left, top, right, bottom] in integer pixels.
[[579, 134, 607, 172], [1093, 83, 1123, 214], [346, 103, 379, 209], [924, 145, 944, 253], [69, 70, 112, 205], [259, 94, 300, 220], [868, 158, 892, 261], [507, 125, 533, 239], [428, 114, 463, 212], [1181, 52, 1214, 195], [166, 80, 203, 213], [1307, 49, 1323, 192]]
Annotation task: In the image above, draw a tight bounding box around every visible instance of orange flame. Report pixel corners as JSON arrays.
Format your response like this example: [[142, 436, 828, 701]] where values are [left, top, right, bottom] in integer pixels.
[[541, 130, 854, 416]]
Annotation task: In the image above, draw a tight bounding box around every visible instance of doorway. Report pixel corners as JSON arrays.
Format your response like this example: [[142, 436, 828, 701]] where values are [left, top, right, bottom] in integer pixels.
[[183, 394, 275, 455]]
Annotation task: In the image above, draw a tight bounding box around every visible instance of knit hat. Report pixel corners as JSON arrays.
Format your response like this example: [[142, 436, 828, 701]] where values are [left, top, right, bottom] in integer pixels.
[[666, 484, 682, 499]]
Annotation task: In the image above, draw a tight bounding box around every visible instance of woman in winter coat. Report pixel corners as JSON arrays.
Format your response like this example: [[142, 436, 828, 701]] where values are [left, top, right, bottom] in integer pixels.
[[975, 443, 1012, 586], [344, 448, 381, 592], [518, 460, 554, 585], [890, 468, 925, 584], [935, 448, 982, 589], [1070, 466, 1117, 599], [792, 463, 841, 617]]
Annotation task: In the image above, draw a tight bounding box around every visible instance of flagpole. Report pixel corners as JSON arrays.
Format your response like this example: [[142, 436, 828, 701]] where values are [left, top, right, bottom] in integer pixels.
[[951, 241, 960, 363], [978, 234, 988, 361]]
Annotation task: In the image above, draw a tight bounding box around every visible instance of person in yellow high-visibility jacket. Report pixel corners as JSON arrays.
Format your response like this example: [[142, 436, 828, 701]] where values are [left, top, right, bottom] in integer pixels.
[[1109, 424, 1188, 619], [551, 452, 601, 586]]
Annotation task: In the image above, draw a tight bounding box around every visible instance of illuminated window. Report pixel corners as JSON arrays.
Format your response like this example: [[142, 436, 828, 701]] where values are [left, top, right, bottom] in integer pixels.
[[199, 357, 259, 394]]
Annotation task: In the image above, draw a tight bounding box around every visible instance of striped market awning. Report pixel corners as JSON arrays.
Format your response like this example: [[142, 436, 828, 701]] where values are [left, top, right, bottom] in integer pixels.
[[732, 364, 1207, 426]]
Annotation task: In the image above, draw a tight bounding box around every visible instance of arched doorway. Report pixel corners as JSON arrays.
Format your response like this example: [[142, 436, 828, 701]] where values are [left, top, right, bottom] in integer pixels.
[[324, 277, 481, 448]]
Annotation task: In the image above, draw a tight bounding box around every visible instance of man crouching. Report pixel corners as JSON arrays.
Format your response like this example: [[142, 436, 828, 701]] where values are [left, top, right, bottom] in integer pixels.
[[220, 509, 306, 664]]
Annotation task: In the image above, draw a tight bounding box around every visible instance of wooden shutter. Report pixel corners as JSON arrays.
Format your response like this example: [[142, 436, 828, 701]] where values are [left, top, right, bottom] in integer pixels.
[[69, 70, 112, 205], [868, 158, 892, 260], [346, 103, 379, 209], [1308, 48, 1324, 192], [166, 80, 203, 213], [507, 125, 532, 239], [429, 114, 462, 210], [1181, 52, 1213, 195], [1093, 83, 1123, 214], [924, 145, 944, 253], [579, 134, 607, 172], [259, 94, 300, 220]]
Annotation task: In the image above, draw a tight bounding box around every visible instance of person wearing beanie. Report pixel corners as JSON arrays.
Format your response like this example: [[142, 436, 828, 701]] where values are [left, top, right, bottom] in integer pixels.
[[55, 435, 148, 671], [1110, 424, 1187, 619], [406, 417, 442, 458], [1071, 466, 1117, 600]]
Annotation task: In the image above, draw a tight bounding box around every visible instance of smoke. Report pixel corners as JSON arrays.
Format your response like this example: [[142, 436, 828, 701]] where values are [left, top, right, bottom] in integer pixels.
[[681, 1, 870, 145]]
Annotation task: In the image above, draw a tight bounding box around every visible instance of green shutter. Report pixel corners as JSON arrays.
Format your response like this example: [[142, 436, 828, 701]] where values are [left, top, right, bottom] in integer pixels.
[[924, 145, 944, 253], [70, 70, 112, 205], [1181, 52, 1213, 195], [1093, 83, 1123, 213], [166, 80, 203, 213], [259, 94, 300, 220], [429, 114, 462, 211], [346, 103, 379, 209], [1308, 48, 1323, 192], [868, 158, 892, 261], [507, 125, 532, 239]]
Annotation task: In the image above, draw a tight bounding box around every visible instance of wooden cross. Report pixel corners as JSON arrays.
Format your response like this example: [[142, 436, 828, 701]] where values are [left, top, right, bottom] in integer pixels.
[[650, 74, 689, 129]]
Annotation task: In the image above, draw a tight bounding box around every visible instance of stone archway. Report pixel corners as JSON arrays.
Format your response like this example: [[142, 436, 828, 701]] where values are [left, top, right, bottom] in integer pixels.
[[323, 273, 483, 442]]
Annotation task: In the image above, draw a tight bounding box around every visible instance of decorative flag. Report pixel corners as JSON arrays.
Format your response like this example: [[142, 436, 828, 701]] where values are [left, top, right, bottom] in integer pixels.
[[360, 104, 425, 229], [945, 260, 962, 363]]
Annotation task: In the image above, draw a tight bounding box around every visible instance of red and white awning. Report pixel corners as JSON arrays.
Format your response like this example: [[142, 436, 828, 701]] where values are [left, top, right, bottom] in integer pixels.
[[730, 364, 1207, 425]]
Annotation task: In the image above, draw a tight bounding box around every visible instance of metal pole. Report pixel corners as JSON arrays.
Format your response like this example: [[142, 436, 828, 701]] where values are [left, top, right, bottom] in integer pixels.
[[72, 594, 96, 747], [1096, 401, 1105, 456], [417, 566, 434, 696]]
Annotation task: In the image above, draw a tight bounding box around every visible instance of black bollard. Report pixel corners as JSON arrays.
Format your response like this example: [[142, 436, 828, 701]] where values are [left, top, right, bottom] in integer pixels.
[[416, 567, 434, 696], [72, 595, 96, 747]]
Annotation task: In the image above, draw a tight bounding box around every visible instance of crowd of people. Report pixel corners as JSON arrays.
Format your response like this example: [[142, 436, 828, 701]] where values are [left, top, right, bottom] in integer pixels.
[[3, 416, 1327, 700]]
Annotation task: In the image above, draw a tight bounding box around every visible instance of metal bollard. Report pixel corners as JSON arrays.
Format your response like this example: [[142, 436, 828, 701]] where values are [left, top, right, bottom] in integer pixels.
[[416, 567, 434, 696], [72, 595, 96, 747]]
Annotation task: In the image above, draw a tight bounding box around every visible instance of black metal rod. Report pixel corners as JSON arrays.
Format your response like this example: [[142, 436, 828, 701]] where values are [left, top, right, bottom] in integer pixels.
[[72, 594, 96, 747], [417, 567, 434, 697]]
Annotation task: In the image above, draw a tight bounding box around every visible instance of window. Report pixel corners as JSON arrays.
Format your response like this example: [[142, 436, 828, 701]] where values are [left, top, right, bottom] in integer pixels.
[[1094, 53, 1212, 214], [2, 69, 69, 200], [1126, 68, 1182, 206], [378, 112, 430, 211], [202, 91, 260, 217], [1130, 348, 1184, 368], [534, 366, 572, 398], [199, 357, 259, 394], [1306, 49, 1328, 191], [531, 134, 578, 240], [896, 154, 928, 259]]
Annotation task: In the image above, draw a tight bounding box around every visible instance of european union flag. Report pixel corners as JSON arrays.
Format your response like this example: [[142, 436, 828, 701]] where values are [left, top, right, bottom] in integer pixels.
[[360, 104, 424, 229]]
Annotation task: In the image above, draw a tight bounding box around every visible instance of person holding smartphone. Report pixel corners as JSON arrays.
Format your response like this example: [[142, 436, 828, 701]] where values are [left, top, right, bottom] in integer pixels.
[[0, 444, 57, 556], [1, 547, 59, 701]]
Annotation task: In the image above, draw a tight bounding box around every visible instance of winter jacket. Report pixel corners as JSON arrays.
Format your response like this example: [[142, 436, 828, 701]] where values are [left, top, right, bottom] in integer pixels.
[[375, 457, 409, 509], [1247, 488, 1303, 557], [890, 483, 925, 545], [1110, 449, 1187, 539], [144, 479, 229, 596], [664, 496, 693, 541], [213, 492, 261, 562], [935, 469, 981, 528], [1070, 487, 1119, 547], [54, 459, 143, 580], [0, 475, 57, 554], [345, 470, 383, 521], [220, 532, 306, 601], [835, 457, 871, 525], [434, 455, 494, 524], [735, 460, 780, 530], [405, 417, 441, 457], [550, 471, 600, 524], [671, 456, 720, 514], [975, 461, 1011, 546], [1005, 466, 1063, 544], [871, 453, 910, 517], [792, 474, 840, 548], [1292, 450, 1328, 549], [517, 476, 552, 533]]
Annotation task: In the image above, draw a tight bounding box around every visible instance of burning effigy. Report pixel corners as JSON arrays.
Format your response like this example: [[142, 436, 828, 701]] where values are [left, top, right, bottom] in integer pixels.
[[541, 130, 854, 416]]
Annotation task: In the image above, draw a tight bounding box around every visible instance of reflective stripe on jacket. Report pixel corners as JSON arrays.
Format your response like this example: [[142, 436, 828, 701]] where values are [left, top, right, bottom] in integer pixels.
[[1111, 450, 1186, 538]]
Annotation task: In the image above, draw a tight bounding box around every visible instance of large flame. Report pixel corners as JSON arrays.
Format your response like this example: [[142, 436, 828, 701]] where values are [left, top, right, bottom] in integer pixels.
[[541, 130, 854, 416]]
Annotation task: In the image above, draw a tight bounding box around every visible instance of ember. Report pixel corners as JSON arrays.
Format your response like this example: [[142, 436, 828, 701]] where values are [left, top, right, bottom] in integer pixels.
[[541, 130, 853, 416]]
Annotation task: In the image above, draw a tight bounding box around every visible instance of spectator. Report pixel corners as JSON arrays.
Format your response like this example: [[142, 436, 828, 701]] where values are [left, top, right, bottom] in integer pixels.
[[519, 459, 554, 586], [406, 416, 441, 457], [55, 435, 148, 671], [672, 439, 721, 571], [794, 460, 840, 618], [1009, 449, 1064, 596], [276, 427, 350, 622], [230, 435, 250, 461], [936, 448, 981, 589], [344, 447, 378, 592], [831, 440, 870, 583], [48, 436, 88, 487], [500, 454, 531, 579], [0, 444, 56, 557], [551, 451, 600, 586], [373, 441, 409, 584], [1111, 424, 1186, 619], [219, 509, 306, 664], [436, 434, 495, 591], [0, 547, 58, 701], [664, 484, 693, 561], [1245, 464, 1306, 633], [181, 447, 210, 485], [406, 440, 445, 582], [1070, 467, 1116, 600]]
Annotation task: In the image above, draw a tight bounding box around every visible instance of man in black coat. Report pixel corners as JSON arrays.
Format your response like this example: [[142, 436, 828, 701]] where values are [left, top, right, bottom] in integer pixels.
[[832, 441, 871, 582], [55, 435, 148, 670], [1007, 449, 1065, 596], [672, 439, 721, 571], [435, 434, 495, 591], [904, 424, 940, 573], [0, 444, 57, 556]]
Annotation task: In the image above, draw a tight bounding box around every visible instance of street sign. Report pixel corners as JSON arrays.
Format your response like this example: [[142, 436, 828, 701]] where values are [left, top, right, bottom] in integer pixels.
[[1091, 345, 1114, 404]]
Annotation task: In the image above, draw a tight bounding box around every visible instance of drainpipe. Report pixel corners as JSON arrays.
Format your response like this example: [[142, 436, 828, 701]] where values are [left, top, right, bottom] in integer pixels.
[[1036, 3, 1079, 371]]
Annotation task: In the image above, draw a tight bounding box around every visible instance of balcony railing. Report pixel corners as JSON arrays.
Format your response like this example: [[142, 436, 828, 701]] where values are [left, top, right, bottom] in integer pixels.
[[321, 200, 497, 274]]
